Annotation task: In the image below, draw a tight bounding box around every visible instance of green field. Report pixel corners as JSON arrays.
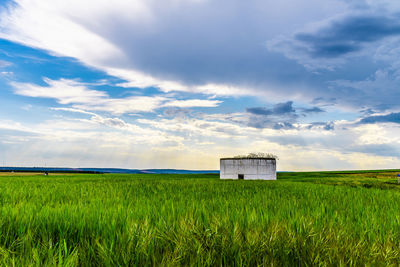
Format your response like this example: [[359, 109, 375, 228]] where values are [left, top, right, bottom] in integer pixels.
[[0, 170, 400, 266]]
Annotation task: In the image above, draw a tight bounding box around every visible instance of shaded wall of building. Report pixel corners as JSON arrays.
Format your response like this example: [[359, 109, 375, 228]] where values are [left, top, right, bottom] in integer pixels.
[[220, 158, 276, 180]]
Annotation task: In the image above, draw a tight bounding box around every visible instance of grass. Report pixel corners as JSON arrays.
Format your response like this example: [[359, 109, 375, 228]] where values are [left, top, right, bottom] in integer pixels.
[[0, 172, 49, 176], [0, 171, 399, 265]]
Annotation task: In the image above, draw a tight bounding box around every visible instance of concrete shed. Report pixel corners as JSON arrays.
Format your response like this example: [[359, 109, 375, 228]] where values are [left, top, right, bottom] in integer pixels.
[[220, 158, 276, 180]]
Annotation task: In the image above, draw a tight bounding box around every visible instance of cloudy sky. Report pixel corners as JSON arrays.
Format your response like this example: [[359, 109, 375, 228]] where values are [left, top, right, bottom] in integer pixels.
[[0, 0, 400, 170]]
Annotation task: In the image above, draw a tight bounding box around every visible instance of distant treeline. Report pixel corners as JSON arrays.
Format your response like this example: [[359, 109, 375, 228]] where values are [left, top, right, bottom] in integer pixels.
[[0, 167, 103, 174], [0, 167, 219, 174]]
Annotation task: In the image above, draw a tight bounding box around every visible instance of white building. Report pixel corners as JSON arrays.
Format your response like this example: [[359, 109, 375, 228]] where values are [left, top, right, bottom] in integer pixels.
[[220, 158, 276, 180]]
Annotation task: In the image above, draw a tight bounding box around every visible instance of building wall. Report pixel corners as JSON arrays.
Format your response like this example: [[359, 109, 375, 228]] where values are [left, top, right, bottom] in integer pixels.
[[220, 159, 276, 180]]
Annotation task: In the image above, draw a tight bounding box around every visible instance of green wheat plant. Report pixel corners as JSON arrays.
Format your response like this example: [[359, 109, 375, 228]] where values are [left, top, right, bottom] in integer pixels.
[[0, 171, 398, 266]]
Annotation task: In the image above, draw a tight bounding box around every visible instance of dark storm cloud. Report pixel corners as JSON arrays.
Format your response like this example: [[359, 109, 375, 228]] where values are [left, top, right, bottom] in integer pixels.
[[246, 101, 324, 117], [273, 101, 296, 114], [246, 101, 295, 116], [245, 101, 298, 129], [266, 11, 400, 112], [359, 112, 400, 124], [295, 15, 400, 58], [245, 102, 329, 129], [246, 107, 272, 116], [307, 122, 334, 131], [247, 119, 295, 130], [301, 107, 325, 113]]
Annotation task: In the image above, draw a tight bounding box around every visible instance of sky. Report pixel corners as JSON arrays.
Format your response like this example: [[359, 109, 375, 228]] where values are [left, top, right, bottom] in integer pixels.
[[0, 0, 400, 170]]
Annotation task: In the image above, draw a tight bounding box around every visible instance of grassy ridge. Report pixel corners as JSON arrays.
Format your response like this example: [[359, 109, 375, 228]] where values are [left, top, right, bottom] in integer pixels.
[[0, 172, 399, 265]]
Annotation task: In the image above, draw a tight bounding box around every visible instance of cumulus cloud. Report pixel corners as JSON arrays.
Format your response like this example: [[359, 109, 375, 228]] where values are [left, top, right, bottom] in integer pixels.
[[1, 103, 400, 169], [306, 122, 334, 131], [359, 112, 400, 124], [265, 122, 400, 158], [137, 112, 400, 161], [245, 102, 297, 129], [244, 101, 326, 129]]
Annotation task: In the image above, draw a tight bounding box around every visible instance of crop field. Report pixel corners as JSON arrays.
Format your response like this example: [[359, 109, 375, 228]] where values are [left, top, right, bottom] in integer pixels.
[[0, 170, 400, 266]]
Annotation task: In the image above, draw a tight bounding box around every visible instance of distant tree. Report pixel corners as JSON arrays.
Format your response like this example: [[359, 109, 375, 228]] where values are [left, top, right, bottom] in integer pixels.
[[233, 152, 279, 159]]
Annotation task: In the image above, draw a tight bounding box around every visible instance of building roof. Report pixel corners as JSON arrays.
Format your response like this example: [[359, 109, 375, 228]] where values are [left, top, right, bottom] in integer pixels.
[[220, 157, 276, 160]]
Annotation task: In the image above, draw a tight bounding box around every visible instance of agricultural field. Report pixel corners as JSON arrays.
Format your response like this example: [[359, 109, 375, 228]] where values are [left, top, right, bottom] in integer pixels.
[[0, 170, 399, 266]]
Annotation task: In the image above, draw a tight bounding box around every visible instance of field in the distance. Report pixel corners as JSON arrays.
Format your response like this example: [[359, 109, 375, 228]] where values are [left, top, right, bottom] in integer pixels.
[[0, 170, 400, 266]]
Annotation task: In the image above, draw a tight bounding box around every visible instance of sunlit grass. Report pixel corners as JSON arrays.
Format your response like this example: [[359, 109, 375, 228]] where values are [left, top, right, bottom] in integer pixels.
[[0, 171, 399, 265]]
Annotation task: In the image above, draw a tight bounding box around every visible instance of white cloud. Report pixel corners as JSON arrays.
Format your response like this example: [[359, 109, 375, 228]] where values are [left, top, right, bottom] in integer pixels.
[[0, 71, 14, 77], [50, 107, 96, 116], [137, 117, 249, 139], [1, 106, 400, 169], [11, 78, 223, 114], [2, 0, 398, 115], [193, 84, 258, 97], [0, 60, 12, 67], [3, 0, 400, 170], [0, 119, 35, 133], [111, 68, 264, 98], [110, 67, 189, 92], [163, 99, 222, 108], [0, 0, 349, 100], [0, 0, 124, 67], [74, 96, 167, 114], [12, 78, 107, 104]]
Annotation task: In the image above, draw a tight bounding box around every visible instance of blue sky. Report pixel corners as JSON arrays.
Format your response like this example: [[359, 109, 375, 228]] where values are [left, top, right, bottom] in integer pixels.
[[0, 0, 400, 170]]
